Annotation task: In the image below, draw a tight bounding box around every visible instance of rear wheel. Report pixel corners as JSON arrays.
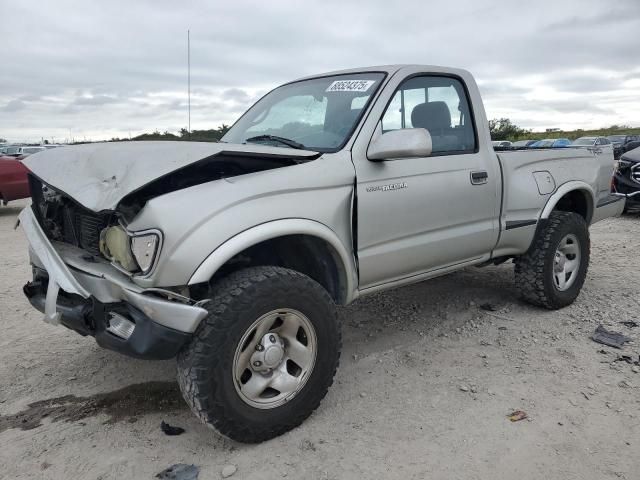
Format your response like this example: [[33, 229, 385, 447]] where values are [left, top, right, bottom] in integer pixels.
[[177, 266, 341, 443], [514, 211, 590, 309]]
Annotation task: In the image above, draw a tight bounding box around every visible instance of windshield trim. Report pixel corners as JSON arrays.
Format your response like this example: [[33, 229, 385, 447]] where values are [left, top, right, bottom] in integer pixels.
[[222, 71, 389, 154]]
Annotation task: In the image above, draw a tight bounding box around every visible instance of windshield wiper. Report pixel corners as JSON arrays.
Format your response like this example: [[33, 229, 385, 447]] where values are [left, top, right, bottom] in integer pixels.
[[244, 135, 306, 150]]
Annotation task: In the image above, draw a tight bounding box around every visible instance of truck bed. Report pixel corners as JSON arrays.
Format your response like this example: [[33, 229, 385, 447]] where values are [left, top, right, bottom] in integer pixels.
[[492, 147, 621, 257]]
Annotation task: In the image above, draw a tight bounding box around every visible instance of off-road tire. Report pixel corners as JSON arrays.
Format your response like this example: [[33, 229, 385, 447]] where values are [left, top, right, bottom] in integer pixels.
[[177, 266, 341, 443], [514, 211, 590, 309]]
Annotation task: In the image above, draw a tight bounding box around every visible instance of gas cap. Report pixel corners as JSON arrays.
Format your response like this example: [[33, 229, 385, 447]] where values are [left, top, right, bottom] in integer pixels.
[[533, 171, 556, 195]]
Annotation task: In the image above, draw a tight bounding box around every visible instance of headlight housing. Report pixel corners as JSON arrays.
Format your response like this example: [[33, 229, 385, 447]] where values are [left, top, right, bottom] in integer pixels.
[[130, 233, 160, 274], [618, 159, 633, 168], [100, 226, 161, 275], [100, 226, 138, 271]]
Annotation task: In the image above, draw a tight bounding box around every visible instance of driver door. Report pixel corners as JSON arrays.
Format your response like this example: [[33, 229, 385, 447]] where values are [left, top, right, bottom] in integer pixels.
[[353, 74, 501, 289]]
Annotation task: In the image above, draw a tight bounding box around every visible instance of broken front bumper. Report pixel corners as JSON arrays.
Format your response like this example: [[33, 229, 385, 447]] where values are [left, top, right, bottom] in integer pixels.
[[19, 207, 208, 360]]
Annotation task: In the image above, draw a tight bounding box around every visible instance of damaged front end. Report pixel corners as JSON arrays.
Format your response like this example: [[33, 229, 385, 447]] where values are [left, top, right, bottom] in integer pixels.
[[20, 216, 208, 360], [20, 143, 321, 359], [28, 174, 161, 279]]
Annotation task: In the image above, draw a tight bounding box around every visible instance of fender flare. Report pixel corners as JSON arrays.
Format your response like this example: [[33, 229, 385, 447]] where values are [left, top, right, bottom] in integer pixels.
[[187, 218, 358, 303], [539, 181, 595, 224]]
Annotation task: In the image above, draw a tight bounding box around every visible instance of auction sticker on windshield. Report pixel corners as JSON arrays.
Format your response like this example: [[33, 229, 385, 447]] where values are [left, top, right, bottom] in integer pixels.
[[326, 80, 375, 92]]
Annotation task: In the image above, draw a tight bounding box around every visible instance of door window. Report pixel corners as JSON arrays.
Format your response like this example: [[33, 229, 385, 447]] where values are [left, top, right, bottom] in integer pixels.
[[381, 75, 477, 154]]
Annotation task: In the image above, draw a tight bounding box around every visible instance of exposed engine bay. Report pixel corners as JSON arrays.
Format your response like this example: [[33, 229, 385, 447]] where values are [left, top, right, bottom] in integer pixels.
[[27, 150, 319, 275], [29, 175, 112, 257]]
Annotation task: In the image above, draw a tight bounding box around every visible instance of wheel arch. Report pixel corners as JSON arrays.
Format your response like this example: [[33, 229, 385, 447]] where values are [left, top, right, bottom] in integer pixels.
[[188, 219, 358, 305], [540, 182, 595, 224]]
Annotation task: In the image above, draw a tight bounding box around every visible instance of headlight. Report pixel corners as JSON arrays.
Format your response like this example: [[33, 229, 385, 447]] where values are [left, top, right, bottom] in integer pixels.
[[618, 159, 633, 168], [100, 226, 138, 271], [100, 226, 161, 275], [130, 233, 160, 273]]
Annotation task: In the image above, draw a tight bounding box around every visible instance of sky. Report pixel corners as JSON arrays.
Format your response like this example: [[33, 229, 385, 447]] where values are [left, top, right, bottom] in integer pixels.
[[1, 0, 639, 143]]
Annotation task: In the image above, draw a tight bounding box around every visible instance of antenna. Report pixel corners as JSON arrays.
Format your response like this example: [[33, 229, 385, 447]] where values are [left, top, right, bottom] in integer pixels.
[[187, 29, 191, 139]]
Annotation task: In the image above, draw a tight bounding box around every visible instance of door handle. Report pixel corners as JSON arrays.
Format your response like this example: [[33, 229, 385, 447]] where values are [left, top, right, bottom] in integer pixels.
[[470, 171, 488, 185]]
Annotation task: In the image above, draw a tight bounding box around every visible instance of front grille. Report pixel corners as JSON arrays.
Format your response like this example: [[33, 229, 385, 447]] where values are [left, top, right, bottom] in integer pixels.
[[60, 208, 109, 255], [78, 214, 105, 253], [632, 164, 640, 185], [29, 174, 111, 255]]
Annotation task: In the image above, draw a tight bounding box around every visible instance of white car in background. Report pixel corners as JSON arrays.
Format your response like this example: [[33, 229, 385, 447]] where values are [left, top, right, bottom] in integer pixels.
[[4, 146, 47, 158], [19, 146, 48, 156], [572, 136, 613, 155]]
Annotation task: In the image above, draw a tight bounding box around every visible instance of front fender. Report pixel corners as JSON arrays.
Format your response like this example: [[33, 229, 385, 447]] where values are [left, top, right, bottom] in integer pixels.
[[188, 219, 358, 303]]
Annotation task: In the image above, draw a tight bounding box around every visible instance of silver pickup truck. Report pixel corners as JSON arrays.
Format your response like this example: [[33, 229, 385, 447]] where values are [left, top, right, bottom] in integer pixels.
[[19, 65, 624, 442]]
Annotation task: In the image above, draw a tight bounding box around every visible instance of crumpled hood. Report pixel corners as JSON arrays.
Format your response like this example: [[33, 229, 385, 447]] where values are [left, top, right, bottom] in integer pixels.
[[24, 141, 319, 212]]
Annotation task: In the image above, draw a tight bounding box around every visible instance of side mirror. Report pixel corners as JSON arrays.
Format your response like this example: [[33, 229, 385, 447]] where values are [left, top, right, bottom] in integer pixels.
[[367, 128, 432, 161]]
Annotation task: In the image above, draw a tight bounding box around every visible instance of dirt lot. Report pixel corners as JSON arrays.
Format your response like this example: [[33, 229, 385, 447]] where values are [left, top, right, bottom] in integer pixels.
[[1, 199, 639, 480]]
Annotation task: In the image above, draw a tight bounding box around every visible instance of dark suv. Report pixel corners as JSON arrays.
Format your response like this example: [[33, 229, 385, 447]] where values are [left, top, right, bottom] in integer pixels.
[[614, 146, 640, 211], [608, 135, 640, 159]]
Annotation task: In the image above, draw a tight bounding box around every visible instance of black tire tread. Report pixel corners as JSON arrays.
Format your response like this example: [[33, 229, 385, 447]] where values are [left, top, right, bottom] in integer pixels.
[[514, 211, 590, 309], [177, 266, 341, 443]]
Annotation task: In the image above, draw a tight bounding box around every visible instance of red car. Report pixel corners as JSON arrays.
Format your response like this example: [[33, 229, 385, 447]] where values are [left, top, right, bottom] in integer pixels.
[[0, 155, 30, 205]]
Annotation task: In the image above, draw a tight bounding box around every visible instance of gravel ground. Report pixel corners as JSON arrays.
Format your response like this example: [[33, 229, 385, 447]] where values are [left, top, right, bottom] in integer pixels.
[[1, 199, 639, 480]]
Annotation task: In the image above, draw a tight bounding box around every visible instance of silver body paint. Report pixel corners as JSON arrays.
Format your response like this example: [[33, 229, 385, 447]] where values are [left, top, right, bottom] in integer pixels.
[[21, 65, 625, 333]]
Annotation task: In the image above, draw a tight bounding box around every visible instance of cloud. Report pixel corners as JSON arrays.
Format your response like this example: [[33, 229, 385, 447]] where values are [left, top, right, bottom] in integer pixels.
[[542, 2, 640, 32], [72, 95, 121, 106], [222, 88, 251, 102], [19, 95, 42, 102], [1, 0, 639, 142], [2, 100, 26, 112], [536, 99, 614, 115]]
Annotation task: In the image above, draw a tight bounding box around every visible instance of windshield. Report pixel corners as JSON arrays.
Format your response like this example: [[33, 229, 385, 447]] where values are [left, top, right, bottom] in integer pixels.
[[222, 73, 386, 152], [607, 135, 625, 144], [572, 137, 595, 146]]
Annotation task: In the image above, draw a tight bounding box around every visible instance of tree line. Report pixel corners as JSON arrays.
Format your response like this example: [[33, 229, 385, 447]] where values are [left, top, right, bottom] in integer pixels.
[[115, 119, 639, 143], [4, 119, 639, 146], [109, 125, 231, 143], [489, 118, 640, 141]]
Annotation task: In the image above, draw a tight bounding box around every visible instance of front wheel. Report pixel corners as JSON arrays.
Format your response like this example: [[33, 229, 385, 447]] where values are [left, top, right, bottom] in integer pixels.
[[177, 266, 341, 443], [514, 211, 590, 309]]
